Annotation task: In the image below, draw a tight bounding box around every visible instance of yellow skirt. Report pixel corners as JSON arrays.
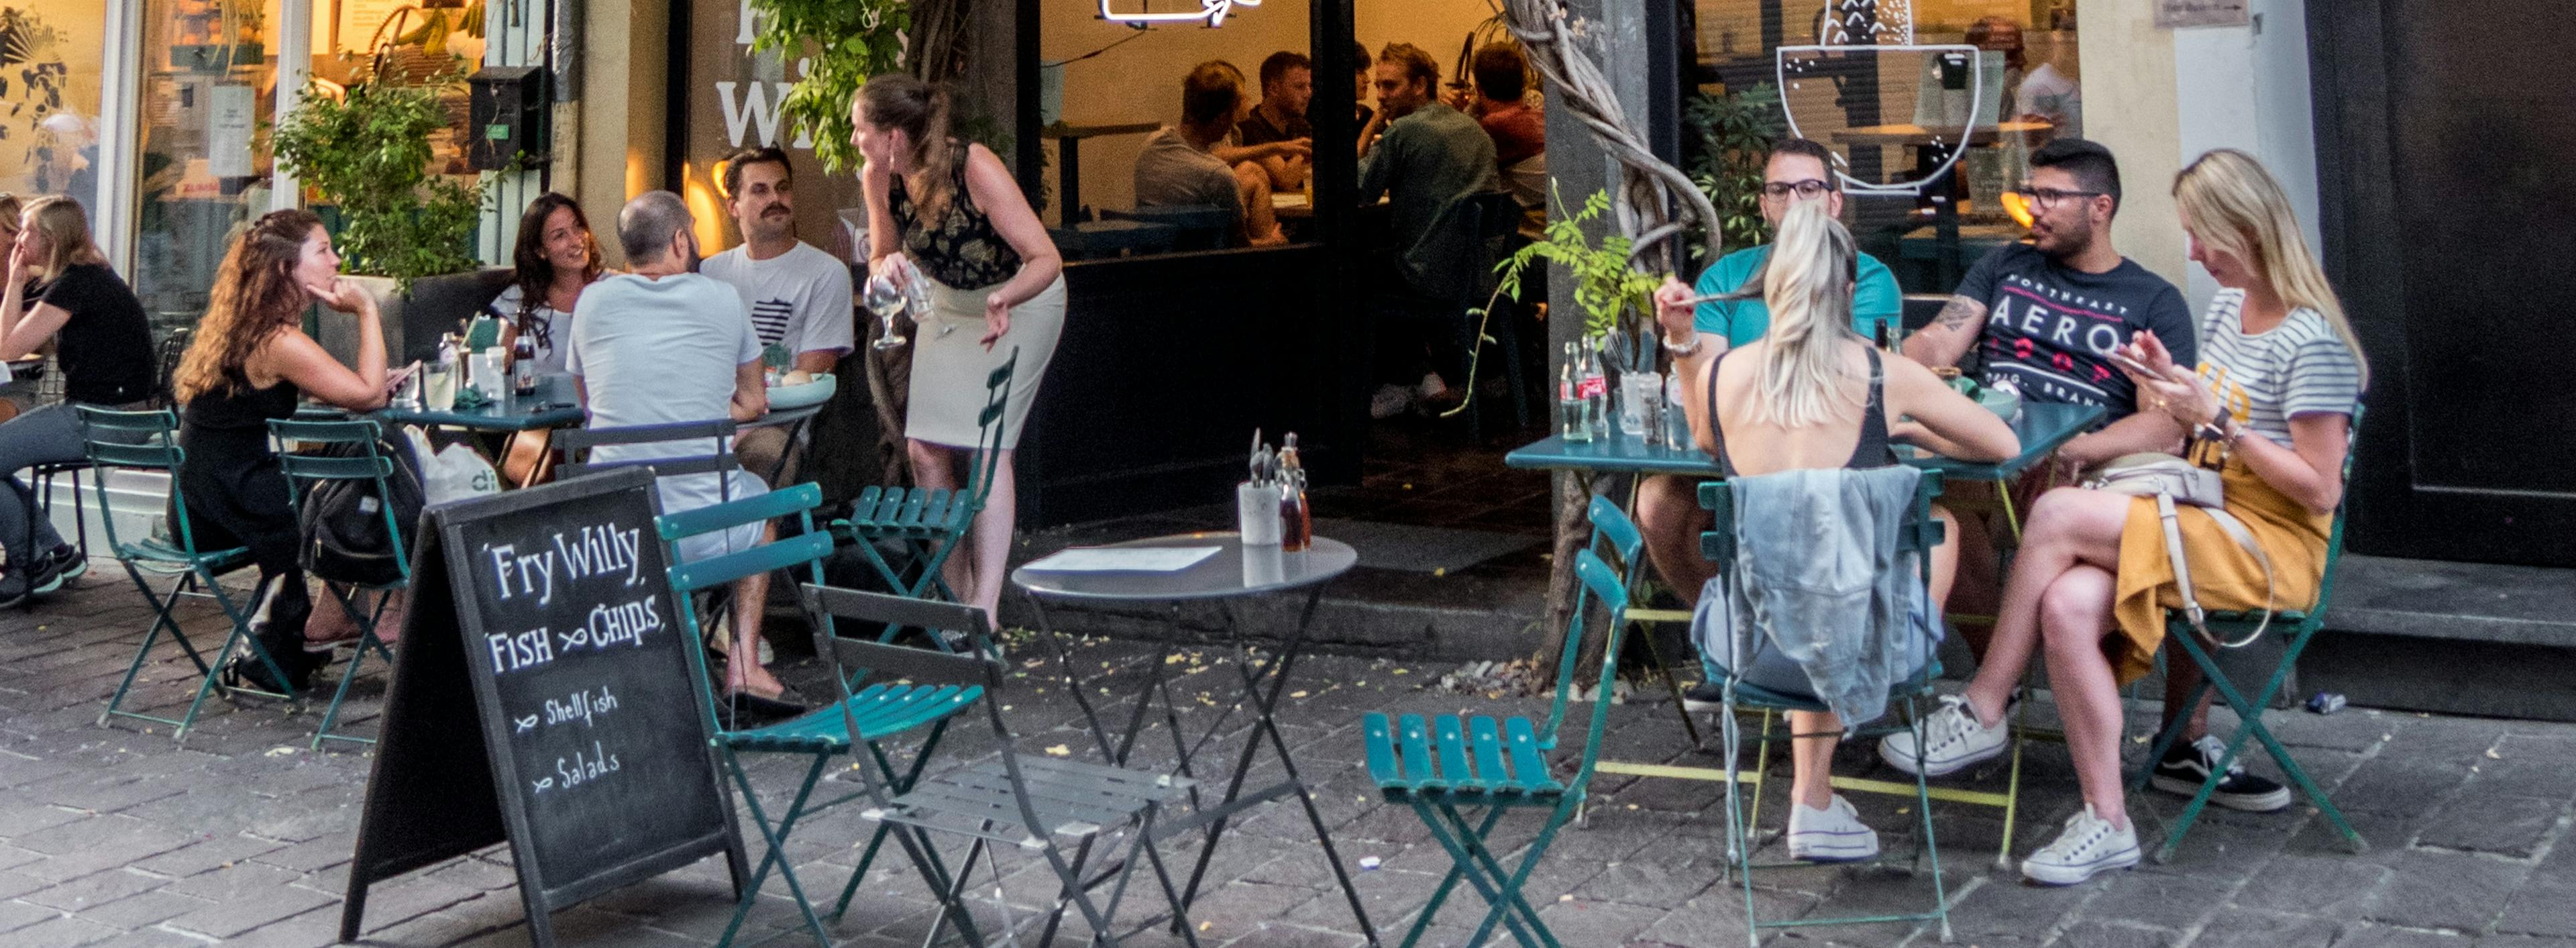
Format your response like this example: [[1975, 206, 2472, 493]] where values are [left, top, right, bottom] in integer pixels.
[[2106, 458, 2331, 686]]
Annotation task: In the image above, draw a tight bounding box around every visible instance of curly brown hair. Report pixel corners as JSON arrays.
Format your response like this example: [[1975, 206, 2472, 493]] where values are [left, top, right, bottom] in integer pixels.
[[173, 209, 325, 403]]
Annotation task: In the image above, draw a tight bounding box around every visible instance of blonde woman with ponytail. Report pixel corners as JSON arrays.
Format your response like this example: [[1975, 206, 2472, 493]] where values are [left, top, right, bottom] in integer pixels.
[[1656, 198, 2017, 861], [1878, 150, 2367, 888]]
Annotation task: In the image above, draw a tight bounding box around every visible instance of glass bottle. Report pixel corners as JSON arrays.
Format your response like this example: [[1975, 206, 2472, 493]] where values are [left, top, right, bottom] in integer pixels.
[[1578, 342, 1609, 440], [1558, 343, 1593, 443], [1277, 433, 1311, 552]]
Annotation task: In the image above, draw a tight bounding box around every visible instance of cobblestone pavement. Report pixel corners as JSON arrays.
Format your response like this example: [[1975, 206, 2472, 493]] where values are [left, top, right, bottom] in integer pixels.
[[3, 570, 2571, 948]]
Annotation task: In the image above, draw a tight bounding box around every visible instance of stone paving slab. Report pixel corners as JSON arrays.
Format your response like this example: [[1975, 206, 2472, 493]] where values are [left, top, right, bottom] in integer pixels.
[[4, 572, 2573, 947]]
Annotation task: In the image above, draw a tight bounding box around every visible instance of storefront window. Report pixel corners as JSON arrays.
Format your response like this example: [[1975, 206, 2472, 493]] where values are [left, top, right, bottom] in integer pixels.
[[0, 3, 111, 215], [1684, 0, 2080, 293], [131, 0, 280, 337]]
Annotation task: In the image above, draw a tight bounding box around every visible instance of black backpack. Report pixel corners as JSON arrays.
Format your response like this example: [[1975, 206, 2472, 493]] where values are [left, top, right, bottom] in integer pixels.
[[296, 436, 427, 586]]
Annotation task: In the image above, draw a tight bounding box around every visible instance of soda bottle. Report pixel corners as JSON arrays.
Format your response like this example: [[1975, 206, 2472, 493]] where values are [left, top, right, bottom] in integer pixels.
[[511, 331, 538, 397]]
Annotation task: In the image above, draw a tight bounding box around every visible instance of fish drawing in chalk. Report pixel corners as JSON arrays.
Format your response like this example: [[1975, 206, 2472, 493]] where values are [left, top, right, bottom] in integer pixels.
[[515, 715, 540, 733]]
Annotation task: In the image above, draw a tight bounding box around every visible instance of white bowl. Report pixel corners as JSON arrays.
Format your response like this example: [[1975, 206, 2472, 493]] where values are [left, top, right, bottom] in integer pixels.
[[766, 372, 837, 409]]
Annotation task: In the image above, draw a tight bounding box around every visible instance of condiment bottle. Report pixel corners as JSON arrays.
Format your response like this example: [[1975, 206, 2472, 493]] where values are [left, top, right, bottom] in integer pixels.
[[1277, 433, 1311, 552]]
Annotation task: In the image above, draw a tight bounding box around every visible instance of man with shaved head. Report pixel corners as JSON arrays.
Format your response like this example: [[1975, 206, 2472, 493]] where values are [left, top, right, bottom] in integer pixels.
[[570, 191, 797, 717]]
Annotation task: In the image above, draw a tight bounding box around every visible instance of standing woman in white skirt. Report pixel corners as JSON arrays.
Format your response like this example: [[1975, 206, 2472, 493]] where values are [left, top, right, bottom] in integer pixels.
[[853, 75, 1067, 625]]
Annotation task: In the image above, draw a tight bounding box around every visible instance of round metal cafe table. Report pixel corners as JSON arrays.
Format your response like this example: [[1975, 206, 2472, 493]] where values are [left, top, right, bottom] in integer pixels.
[[1012, 533, 1379, 946]]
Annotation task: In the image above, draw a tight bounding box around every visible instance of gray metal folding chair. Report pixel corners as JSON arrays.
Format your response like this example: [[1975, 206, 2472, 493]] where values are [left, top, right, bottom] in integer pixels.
[[804, 582, 1206, 948]]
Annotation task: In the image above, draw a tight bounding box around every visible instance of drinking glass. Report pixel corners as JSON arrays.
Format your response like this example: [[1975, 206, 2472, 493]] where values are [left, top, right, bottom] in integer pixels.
[[1619, 372, 1662, 438], [424, 363, 458, 411], [865, 271, 909, 350]]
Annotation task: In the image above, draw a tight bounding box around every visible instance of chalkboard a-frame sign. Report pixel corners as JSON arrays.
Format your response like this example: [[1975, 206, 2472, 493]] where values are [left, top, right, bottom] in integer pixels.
[[339, 467, 745, 945]]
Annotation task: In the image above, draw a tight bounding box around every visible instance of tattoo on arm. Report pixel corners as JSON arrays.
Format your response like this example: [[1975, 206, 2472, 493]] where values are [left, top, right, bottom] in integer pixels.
[[1935, 296, 1987, 331]]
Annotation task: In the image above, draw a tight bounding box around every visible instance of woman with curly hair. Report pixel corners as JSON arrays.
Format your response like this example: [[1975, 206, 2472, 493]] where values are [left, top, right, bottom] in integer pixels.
[[170, 209, 396, 692]]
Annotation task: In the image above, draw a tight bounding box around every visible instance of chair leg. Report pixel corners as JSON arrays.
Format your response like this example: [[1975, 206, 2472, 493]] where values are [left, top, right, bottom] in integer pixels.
[[172, 572, 296, 743], [1631, 617, 1704, 748], [715, 753, 834, 948], [1450, 802, 1566, 948], [1401, 805, 1511, 948], [1408, 802, 1546, 948], [99, 567, 207, 727], [2151, 632, 2367, 861], [313, 588, 397, 749], [832, 723, 955, 920]]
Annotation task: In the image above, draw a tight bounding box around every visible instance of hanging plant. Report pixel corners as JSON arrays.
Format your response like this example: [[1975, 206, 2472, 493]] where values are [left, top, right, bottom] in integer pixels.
[[744, 0, 911, 174]]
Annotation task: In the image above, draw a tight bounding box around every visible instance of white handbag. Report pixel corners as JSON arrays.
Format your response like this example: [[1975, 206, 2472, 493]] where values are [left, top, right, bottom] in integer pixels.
[[2086, 453, 2274, 647]]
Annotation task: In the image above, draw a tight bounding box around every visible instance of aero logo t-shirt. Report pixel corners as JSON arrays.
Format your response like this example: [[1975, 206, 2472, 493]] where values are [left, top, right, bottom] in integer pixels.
[[1960, 242, 2195, 419]]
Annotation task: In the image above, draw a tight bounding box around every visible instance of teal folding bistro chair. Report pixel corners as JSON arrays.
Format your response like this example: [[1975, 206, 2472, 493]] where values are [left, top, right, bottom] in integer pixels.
[[2133, 408, 2369, 862], [267, 418, 409, 749], [1703, 471, 1955, 945], [657, 483, 983, 948], [1574, 495, 1706, 789], [80, 407, 299, 742], [837, 348, 1015, 606], [1359, 547, 1632, 948]]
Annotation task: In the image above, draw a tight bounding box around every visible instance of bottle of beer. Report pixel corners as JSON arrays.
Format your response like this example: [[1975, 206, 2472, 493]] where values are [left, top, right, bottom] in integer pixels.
[[511, 330, 538, 397]]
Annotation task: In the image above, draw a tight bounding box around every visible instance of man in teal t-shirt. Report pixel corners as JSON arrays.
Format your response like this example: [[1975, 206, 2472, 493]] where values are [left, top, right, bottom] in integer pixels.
[[1640, 139, 1907, 663], [1687, 239, 1904, 346]]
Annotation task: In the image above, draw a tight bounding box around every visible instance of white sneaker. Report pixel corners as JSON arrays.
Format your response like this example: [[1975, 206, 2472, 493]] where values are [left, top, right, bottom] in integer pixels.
[[1878, 694, 2009, 776], [1786, 794, 1880, 862], [1370, 384, 1415, 419], [2021, 804, 2141, 886]]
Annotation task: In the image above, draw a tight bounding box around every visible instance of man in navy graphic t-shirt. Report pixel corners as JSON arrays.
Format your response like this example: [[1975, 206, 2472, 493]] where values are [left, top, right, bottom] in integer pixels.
[[1900, 138, 2194, 660], [1904, 137, 2194, 463]]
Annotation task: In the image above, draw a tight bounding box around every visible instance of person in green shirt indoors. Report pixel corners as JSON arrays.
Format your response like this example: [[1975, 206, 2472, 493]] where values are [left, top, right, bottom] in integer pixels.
[[1640, 138, 1904, 706]]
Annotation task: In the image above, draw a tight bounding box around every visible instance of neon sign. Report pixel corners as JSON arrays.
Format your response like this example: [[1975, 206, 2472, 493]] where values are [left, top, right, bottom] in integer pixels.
[[1098, 0, 1260, 28]]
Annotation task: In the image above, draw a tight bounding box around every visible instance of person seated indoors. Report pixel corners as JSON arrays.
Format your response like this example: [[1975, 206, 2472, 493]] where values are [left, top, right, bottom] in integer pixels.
[[1341, 42, 1375, 130], [568, 191, 797, 717], [1358, 42, 1500, 418], [1660, 199, 2019, 861], [1642, 138, 1904, 675], [1885, 150, 2365, 884], [1446, 41, 1546, 213], [1234, 51, 1316, 193], [1134, 61, 1287, 248]]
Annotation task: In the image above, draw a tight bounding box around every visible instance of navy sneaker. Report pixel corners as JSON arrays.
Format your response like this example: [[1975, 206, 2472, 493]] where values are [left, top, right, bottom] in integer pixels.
[[42, 544, 85, 582], [2151, 735, 2292, 812]]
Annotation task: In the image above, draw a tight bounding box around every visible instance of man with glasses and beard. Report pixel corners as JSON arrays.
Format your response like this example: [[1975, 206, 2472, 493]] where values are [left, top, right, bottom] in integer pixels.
[[702, 146, 855, 482], [1888, 136, 2198, 729]]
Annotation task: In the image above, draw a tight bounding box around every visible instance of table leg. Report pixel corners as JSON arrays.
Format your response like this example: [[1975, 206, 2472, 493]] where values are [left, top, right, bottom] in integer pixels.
[[1026, 590, 1118, 760], [1177, 587, 1382, 946]]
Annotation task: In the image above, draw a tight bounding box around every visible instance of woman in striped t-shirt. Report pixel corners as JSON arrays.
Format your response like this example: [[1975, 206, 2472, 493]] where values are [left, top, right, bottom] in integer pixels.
[[1878, 149, 2368, 887]]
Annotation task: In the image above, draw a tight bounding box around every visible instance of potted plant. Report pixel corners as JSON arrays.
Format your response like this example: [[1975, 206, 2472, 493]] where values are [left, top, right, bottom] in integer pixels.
[[1686, 83, 1785, 255], [273, 70, 504, 367]]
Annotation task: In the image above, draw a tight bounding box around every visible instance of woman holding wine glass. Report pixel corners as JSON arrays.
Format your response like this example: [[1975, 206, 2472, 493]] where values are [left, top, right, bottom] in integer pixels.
[[853, 74, 1065, 627]]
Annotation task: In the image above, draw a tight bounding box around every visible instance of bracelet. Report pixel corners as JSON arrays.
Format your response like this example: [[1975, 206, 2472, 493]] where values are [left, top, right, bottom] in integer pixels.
[[1661, 331, 1703, 358]]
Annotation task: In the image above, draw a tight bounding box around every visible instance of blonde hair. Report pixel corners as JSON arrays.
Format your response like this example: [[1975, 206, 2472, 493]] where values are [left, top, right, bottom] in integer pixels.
[[2174, 148, 2370, 390], [1748, 198, 1865, 429], [21, 195, 107, 283]]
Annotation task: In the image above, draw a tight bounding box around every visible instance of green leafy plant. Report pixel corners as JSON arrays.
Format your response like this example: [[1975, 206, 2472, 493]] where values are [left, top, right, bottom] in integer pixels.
[[745, 0, 911, 174], [1497, 187, 1664, 340], [273, 74, 485, 290], [1684, 83, 1784, 254]]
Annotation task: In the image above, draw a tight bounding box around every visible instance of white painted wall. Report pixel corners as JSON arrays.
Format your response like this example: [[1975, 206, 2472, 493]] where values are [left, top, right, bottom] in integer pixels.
[[2169, 0, 2319, 313]]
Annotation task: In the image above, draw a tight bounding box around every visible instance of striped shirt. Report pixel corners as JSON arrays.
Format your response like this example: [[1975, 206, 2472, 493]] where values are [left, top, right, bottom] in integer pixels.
[[2197, 288, 2361, 447]]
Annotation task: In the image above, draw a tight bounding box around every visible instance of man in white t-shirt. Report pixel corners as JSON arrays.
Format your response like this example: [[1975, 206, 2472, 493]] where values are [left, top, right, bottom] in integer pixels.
[[700, 146, 856, 482], [570, 191, 792, 710]]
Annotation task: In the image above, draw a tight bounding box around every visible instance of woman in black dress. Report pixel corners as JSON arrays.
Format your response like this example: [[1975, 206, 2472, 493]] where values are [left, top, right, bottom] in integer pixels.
[[169, 209, 393, 692], [0, 197, 155, 604]]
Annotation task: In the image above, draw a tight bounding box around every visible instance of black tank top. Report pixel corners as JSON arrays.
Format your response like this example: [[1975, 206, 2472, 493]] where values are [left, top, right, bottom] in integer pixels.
[[1705, 346, 1898, 477]]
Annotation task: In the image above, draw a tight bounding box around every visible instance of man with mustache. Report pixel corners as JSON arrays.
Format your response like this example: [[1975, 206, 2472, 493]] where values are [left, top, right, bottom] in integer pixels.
[[702, 146, 855, 482]]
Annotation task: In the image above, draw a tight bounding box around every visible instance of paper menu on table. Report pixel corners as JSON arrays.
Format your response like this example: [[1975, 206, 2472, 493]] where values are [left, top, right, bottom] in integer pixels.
[[1023, 546, 1220, 573]]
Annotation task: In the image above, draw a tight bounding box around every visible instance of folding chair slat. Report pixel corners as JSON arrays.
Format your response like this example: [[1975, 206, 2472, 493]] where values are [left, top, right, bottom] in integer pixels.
[[1434, 716, 1477, 788], [1396, 715, 1443, 790], [1362, 713, 1407, 790], [1465, 716, 1513, 793], [1010, 755, 1197, 798], [275, 454, 392, 479], [667, 531, 833, 593], [894, 774, 1116, 838], [844, 685, 982, 739], [657, 483, 822, 540], [1503, 717, 1562, 793]]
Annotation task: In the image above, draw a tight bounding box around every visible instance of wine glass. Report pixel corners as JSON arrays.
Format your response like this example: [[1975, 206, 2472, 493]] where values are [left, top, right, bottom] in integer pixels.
[[864, 271, 908, 351]]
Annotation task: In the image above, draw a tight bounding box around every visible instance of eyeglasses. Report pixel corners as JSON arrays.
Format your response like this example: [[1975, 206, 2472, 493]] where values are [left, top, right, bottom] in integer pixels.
[[2020, 186, 2104, 209], [1761, 180, 1833, 200]]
